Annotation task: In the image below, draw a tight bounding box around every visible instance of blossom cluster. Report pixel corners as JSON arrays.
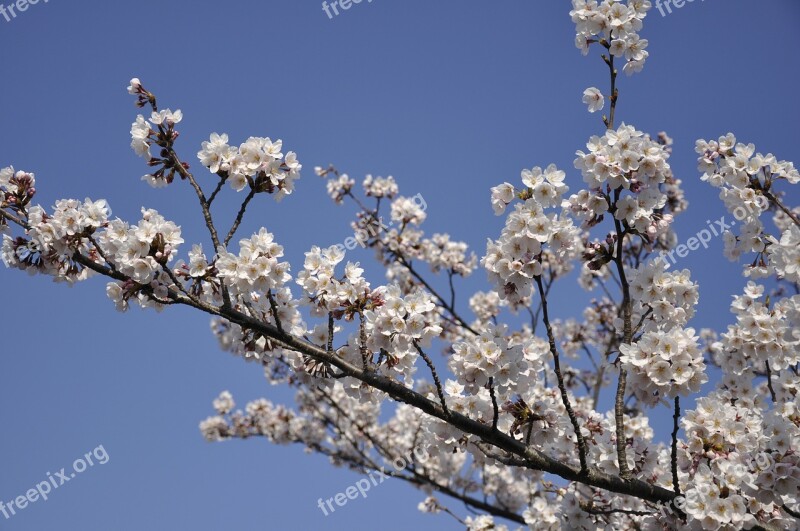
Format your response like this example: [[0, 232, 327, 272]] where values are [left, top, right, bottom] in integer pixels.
[[618, 261, 707, 403], [620, 327, 705, 403], [129, 107, 184, 188], [0, 166, 36, 211], [419, 233, 477, 277], [696, 134, 800, 280], [325, 173, 355, 203], [570, 0, 650, 75], [362, 174, 399, 198], [296, 244, 377, 319], [714, 282, 800, 375], [679, 389, 800, 530], [364, 285, 443, 385], [449, 323, 547, 401], [196, 132, 301, 198], [2, 192, 111, 282], [568, 125, 677, 273], [101, 209, 185, 310], [215, 228, 291, 297], [484, 165, 579, 306], [200, 390, 325, 446]]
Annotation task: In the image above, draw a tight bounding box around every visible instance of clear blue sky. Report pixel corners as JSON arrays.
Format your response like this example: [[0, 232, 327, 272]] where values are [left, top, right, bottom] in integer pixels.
[[0, 1, 798, 530]]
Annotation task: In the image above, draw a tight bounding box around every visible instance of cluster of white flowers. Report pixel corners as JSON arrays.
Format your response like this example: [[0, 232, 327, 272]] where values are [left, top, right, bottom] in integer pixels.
[[363, 174, 398, 198], [214, 228, 291, 298], [391, 195, 427, 226], [183, 243, 211, 280], [196, 133, 301, 198], [130, 109, 184, 188], [490, 164, 569, 217], [619, 261, 707, 403], [449, 323, 546, 401], [100, 208, 184, 310], [570, 125, 675, 250], [714, 282, 800, 375], [212, 390, 235, 415], [464, 514, 507, 531], [570, 0, 650, 75], [324, 173, 355, 204], [0, 166, 36, 210], [620, 327, 706, 403], [562, 189, 610, 232], [697, 134, 799, 279], [419, 233, 477, 277], [200, 391, 325, 446], [364, 285, 442, 385], [629, 260, 699, 330], [768, 223, 800, 284], [679, 389, 800, 530], [483, 165, 579, 305], [468, 291, 503, 327], [296, 244, 381, 321], [1, 192, 111, 282], [575, 125, 670, 188]]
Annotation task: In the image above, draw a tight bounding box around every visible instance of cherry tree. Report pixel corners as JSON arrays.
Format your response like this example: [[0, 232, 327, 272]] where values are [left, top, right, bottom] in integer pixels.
[[2, 1, 799, 529]]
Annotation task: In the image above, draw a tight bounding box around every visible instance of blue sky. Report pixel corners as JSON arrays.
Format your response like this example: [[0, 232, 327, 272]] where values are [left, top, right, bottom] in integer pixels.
[[0, 1, 798, 530]]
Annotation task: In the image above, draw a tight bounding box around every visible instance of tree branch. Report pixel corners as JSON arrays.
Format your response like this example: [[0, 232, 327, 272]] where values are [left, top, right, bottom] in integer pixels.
[[535, 275, 589, 475]]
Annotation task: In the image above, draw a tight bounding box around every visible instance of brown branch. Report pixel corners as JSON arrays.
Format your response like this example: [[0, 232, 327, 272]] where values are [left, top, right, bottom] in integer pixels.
[[765, 361, 777, 403], [580, 502, 653, 517], [414, 340, 450, 418], [267, 289, 284, 334], [534, 275, 589, 475], [70, 251, 680, 506], [489, 377, 499, 431], [358, 310, 370, 369], [671, 396, 681, 496], [327, 312, 335, 353], [783, 504, 800, 520], [612, 200, 633, 480], [224, 188, 256, 247], [207, 172, 228, 206], [0, 208, 30, 229], [315, 388, 523, 525], [763, 190, 800, 228]]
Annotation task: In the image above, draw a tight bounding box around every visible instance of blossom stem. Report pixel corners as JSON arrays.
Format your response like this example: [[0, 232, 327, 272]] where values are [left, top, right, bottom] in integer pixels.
[[224, 188, 256, 247], [671, 396, 681, 496], [612, 202, 633, 480], [489, 377, 499, 431], [535, 275, 589, 475], [413, 341, 450, 418]]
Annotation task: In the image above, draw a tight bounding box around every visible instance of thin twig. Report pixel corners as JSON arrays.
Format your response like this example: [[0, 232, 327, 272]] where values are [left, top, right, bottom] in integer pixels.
[[534, 275, 588, 475], [414, 341, 450, 417], [765, 361, 777, 403], [207, 173, 228, 205], [671, 396, 681, 496], [267, 289, 284, 333], [327, 312, 335, 353], [224, 188, 256, 247], [763, 191, 800, 228], [398, 256, 478, 336], [358, 310, 370, 369], [489, 377, 499, 431]]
